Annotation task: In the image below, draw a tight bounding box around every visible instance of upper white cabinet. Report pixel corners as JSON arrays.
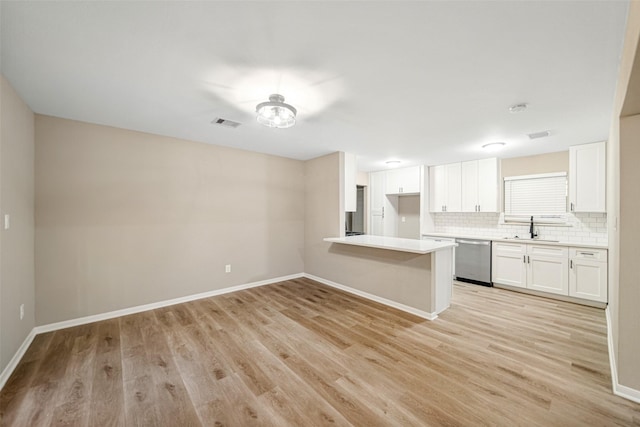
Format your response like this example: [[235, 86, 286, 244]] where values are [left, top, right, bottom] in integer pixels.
[[569, 141, 606, 213], [431, 158, 498, 213], [343, 152, 357, 212], [369, 171, 387, 236], [429, 163, 461, 212], [461, 158, 499, 212], [385, 166, 421, 195]]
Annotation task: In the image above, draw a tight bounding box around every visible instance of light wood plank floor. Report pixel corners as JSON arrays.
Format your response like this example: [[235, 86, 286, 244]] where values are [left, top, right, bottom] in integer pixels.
[[1, 278, 639, 426]]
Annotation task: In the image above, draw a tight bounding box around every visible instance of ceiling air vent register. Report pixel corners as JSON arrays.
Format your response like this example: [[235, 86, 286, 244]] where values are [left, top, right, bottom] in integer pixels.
[[211, 117, 241, 128], [528, 130, 551, 140]]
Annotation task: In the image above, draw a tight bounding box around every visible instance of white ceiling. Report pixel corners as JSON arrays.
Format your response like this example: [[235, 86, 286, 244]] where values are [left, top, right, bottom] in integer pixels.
[[0, 1, 629, 171]]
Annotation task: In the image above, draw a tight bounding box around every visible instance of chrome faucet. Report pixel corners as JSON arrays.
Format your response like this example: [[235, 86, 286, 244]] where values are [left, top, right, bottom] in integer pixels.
[[529, 216, 538, 239]]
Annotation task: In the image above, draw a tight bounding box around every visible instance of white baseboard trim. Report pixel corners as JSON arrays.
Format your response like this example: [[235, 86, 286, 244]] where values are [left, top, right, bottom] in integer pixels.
[[1, 274, 301, 392], [303, 273, 437, 320], [34, 273, 304, 335], [0, 329, 36, 391], [605, 306, 640, 404]]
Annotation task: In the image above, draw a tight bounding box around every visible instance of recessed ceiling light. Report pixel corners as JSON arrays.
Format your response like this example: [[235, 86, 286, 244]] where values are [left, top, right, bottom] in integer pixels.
[[509, 103, 528, 113], [482, 142, 506, 152], [385, 160, 401, 167]]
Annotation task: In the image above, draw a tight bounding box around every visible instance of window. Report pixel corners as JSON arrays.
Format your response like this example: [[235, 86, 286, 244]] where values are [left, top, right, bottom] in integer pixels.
[[503, 172, 567, 224]]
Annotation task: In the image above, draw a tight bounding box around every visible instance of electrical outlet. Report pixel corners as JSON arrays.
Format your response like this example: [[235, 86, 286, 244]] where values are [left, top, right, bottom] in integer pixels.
[[20, 304, 24, 320], [401, 216, 406, 223], [225, 264, 231, 273]]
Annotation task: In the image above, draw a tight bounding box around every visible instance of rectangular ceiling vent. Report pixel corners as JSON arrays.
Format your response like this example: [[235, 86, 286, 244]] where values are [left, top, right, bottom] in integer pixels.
[[211, 117, 241, 128], [528, 130, 551, 140]]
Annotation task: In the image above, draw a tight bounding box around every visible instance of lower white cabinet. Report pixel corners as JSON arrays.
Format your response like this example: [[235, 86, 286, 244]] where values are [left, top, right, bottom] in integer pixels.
[[569, 248, 608, 302], [423, 235, 456, 276], [526, 245, 569, 296], [492, 242, 527, 288], [492, 242, 605, 302]]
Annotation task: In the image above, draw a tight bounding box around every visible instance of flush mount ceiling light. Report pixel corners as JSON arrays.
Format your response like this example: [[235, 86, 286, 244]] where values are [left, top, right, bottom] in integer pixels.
[[509, 103, 528, 113], [482, 142, 506, 152], [256, 94, 297, 128], [385, 160, 401, 165]]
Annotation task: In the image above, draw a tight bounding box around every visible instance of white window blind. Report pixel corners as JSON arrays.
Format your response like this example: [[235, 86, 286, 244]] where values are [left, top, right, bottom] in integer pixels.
[[504, 173, 567, 223]]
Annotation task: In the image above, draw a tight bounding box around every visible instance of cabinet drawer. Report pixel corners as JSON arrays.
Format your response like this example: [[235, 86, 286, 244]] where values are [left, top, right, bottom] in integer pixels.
[[570, 247, 607, 262], [528, 245, 568, 258], [493, 242, 526, 255]]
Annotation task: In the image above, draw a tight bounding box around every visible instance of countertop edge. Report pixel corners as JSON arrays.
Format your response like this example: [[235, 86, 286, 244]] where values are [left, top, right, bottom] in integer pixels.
[[324, 236, 456, 254], [421, 232, 608, 250]]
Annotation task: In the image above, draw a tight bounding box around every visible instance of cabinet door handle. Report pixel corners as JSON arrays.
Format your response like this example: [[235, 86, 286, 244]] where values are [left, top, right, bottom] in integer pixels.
[[570, 202, 575, 212], [527, 255, 531, 264], [570, 259, 573, 269], [523, 255, 526, 263], [579, 252, 595, 256]]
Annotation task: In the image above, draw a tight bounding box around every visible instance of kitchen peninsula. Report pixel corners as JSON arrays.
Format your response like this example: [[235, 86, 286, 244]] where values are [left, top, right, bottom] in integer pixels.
[[322, 235, 456, 319]]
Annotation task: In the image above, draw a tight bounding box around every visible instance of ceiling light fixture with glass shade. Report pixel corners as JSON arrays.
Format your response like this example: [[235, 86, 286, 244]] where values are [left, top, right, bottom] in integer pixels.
[[256, 94, 297, 128]]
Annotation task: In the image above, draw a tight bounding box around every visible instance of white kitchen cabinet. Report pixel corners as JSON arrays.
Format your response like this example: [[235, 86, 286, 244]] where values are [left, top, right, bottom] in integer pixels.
[[369, 171, 398, 237], [385, 166, 421, 195], [569, 247, 608, 302], [369, 171, 386, 236], [569, 141, 606, 213], [461, 158, 499, 212], [492, 242, 568, 295], [429, 163, 461, 212], [343, 152, 357, 212], [430, 165, 446, 213], [527, 245, 569, 296], [422, 235, 456, 276], [492, 242, 527, 288]]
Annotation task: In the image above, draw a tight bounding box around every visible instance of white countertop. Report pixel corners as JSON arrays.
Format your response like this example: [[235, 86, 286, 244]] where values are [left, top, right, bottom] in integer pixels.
[[421, 232, 608, 250], [324, 235, 456, 254]]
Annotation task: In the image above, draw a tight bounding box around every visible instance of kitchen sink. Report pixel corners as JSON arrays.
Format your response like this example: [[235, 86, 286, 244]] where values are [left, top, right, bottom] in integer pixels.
[[503, 237, 560, 243]]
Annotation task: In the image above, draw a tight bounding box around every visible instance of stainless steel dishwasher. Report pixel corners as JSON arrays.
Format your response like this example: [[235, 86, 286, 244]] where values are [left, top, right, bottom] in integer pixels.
[[455, 238, 492, 286]]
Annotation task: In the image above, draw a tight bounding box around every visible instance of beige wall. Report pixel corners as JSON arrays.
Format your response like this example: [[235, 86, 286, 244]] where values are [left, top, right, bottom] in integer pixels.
[[499, 151, 569, 212], [35, 115, 305, 325], [304, 153, 434, 313], [618, 114, 640, 389], [609, 1, 640, 394], [500, 151, 569, 179], [0, 75, 35, 374], [397, 195, 420, 239]]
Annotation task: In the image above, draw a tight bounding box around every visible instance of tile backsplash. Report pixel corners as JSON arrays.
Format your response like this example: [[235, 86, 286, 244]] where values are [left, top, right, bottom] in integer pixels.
[[431, 212, 608, 245]]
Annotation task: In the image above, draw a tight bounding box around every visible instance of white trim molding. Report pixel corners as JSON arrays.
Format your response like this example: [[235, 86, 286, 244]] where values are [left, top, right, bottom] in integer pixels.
[[34, 273, 304, 335], [0, 329, 36, 391], [304, 273, 438, 320], [0, 273, 303, 392], [605, 306, 640, 404]]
